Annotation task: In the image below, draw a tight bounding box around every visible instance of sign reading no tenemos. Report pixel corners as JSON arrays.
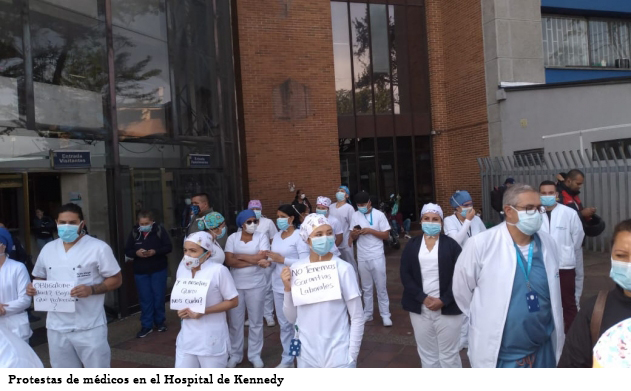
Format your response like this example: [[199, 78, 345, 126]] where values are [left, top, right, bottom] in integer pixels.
[[290, 260, 342, 306], [33, 281, 76, 312], [170, 279, 210, 314]]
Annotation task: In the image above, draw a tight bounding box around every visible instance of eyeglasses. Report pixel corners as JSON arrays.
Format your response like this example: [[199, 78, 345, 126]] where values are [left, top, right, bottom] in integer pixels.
[[245, 219, 259, 225], [512, 205, 546, 215]]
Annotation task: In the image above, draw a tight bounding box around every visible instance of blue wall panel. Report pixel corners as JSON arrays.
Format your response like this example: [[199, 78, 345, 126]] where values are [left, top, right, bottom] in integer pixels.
[[542, 0, 631, 15], [546, 68, 631, 83]]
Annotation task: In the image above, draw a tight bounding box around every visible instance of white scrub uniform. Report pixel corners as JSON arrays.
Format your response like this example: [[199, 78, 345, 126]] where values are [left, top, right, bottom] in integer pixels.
[[282, 257, 364, 368], [270, 229, 310, 366], [32, 236, 121, 368], [0, 324, 43, 368], [175, 260, 238, 368], [329, 203, 358, 275], [350, 208, 391, 320], [207, 240, 225, 265], [443, 214, 486, 349], [327, 215, 343, 257], [225, 231, 270, 363], [0, 258, 32, 342]]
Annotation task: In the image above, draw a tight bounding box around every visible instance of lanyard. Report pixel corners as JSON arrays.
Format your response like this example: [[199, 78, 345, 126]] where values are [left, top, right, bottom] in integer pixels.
[[364, 211, 373, 226], [514, 241, 534, 291]]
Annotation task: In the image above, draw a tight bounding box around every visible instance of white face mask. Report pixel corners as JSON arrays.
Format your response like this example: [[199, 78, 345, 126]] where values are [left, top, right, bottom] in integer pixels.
[[245, 224, 258, 234]]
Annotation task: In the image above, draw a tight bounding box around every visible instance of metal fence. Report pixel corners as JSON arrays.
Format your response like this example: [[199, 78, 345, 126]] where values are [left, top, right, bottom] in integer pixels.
[[478, 148, 631, 252]]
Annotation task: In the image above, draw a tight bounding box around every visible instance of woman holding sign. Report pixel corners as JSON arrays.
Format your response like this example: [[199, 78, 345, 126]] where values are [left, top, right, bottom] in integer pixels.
[[0, 228, 32, 342], [266, 204, 310, 368], [225, 209, 271, 368], [174, 232, 239, 368], [400, 203, 463, 368], [280, 214, 364, 368]]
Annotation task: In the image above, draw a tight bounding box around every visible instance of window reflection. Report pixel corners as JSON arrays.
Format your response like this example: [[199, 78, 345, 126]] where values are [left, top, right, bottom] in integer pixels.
[[331, 2, 353, 116], [388, 5, 400, 114], [350, 3, 372, 115], [0, 0, 23, 126], [370, 5, 391, 114], [113, 0, 167, 41]]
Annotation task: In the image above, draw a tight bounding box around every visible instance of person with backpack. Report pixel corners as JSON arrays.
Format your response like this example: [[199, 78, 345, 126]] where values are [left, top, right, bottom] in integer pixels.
[[124, 210, 173, 338], [490, 178, 515, 222], [558, 219, 631, 367], [557, 169, 605, 238]]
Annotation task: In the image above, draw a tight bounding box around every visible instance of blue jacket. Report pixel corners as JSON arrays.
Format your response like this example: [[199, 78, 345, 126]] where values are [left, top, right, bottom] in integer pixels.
[[124, 224, 172, 274]]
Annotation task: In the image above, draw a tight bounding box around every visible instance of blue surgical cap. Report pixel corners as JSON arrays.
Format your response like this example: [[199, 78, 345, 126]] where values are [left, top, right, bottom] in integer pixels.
[[0, 228, 13, 254], [450, 190, 472, 209], [236, 209, 256, 228]]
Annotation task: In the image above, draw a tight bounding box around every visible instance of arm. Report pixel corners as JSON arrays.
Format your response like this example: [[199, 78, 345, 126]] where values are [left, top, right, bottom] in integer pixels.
[[557, 304, 594, 368], [225, 252, 256, 268], [438, 240, 462, 308], [399, 240, 427, 304], [124, 231, 137, 259], [452, 239, 479, 318], [283, 291, 297, 324], [204, 296, 238, 314], [90, 272, 123, 295], [571, 214, 586, 306], [154, 226, 173, 256], [335, 233, 343, 247], [443, 217, 471, 246], [346, 296, 365, 363], [2, 264, 32, 315], [364, 229, 389, 240]]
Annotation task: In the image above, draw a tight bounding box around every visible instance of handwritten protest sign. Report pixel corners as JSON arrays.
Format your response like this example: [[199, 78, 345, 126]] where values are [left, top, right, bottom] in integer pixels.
[[290, 260, 342, 306], [170, 279, 210, 313], [33, 281, 75, 312]]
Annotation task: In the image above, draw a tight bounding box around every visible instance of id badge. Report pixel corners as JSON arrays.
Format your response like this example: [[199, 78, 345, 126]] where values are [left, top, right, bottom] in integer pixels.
[[526, 291, 540, 313], [289, 338, 301, 357]]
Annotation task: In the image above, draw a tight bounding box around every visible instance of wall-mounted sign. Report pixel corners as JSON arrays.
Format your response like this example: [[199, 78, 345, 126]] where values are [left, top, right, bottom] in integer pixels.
[[50, 150, 91, 169], [187, 154, 211, 168]]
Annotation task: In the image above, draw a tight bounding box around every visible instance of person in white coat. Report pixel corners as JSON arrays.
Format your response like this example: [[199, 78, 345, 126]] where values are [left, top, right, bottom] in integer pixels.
[[27, 203, 123, 368], [443, 190, 486, 350], [0, 228, 32, 342], [453, 184, 564, 368], [350, 191, 393, 327], [246, 200, 278, 328], [538, 180, 585, 333], [328, 186, 359, 276], [0, 324, 43, 368], [225, 209, 271, 368], [315, 196, 344, 258], [281, 214, 365, 368], [174, 232, 239, 368], [265, 204, 311, 368]]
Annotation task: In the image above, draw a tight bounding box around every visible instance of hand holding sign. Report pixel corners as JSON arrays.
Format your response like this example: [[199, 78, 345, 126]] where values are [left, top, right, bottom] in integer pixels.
[[170, 279, 210, 314], [32, 281, 76, 313], [290, 261, 342, 306]]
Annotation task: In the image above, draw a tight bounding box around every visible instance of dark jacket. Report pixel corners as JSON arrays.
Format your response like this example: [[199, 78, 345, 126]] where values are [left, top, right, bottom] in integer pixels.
[[125, 224, 173, 275], [32, 216, 55, 240], [400, 233, 462, 315], [558, 182, 606, 237]]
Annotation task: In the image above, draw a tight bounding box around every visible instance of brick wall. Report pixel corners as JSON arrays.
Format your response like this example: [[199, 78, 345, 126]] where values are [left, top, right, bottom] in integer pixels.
[[234, 0, 341, 216], [426, 0, 489, 211]]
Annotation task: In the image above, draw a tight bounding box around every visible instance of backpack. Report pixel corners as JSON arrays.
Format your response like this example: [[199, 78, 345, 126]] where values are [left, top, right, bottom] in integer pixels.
[[490, 186, 505, 213]]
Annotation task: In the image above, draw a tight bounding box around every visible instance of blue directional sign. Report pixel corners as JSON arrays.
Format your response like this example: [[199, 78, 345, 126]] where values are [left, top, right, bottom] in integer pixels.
[[50, 150, 91, 169], [188, 154, 211, 168]]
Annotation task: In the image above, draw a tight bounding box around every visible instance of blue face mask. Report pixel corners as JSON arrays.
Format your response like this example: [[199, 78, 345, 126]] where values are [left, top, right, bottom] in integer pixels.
[[358, 206, 369, 214], [253, 210, 262, 219], [216, 226, 227, 239], [460, 207, 471, 218], [610, 260, 631, 291], [277, 218, 290, 231], [316, 209, 328, 216], [336, 192, 346, 202], [190, 205, 200, 216], [139, 224, 152, 233], [58, 224, 81, 243], [540, 196, 556, 207], [508, 207, 543, 236], [422, 222, 441, 236], [311, 235, 335, 256]]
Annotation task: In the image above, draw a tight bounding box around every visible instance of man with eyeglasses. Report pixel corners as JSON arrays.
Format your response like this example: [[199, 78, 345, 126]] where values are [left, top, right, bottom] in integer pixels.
[[453, 183, 564, 368]]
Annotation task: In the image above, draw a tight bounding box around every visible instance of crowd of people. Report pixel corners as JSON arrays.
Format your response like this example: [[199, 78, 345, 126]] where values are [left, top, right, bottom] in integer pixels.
[[1, 170, 630, 369]]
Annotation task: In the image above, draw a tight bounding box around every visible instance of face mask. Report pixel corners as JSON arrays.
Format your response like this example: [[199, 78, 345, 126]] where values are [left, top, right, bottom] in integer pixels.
[[610, 260, 631, 290], [57, 224, 81, 243], [460, 207, 471, 218], [216, 226, 227, 239], [191, 205, 200, 216], [277, 218, 290, 231], [508, 207, 543, 236], [245, 223, 258, 234], [183, 251, 208, 270], [540, 196, 556, 207], [138, 224, 152, 233], [301, 194, 306, 200], [422, 222, 441, 236], [316, 209, 327, 216], [253, 210, 262, 219], [311, 235, 334, 256], [336, 192, 346, 202], [358, 206, 369, 214]]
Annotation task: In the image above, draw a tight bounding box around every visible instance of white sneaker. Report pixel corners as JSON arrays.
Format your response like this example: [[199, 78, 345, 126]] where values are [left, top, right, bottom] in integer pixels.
[[382, 316, 393, 327], [265, 317, 276, 327], [251, 358, 264, 368], [276, 362, 294, 368], [364, 316, 373, 322], [227, 358, 240, 368], [244, 319, 249, 327]]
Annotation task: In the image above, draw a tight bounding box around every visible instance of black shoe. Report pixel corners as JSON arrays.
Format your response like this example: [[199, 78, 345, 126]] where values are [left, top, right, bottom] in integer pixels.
[[136, 328, 153, 338], [157, 324, 167, 332]]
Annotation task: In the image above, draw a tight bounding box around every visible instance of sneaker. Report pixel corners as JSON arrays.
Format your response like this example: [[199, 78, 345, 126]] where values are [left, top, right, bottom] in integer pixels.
[[265, 316, 276, 327], [404, 234, 411, 239], [276, 362, 294, 368], [227, 358, 241, 368], [244, 319, 249, 327], [364, 316, 373, 322], [251, 358, 264, 368], [157, 324, 168, 332], [136, 328, 153, 338], [382, 316, 393, 327]]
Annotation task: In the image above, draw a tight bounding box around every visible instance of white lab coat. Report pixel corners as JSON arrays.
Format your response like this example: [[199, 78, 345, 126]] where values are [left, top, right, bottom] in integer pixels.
[[539, 203, 585, 303], [0, 258, 32, 342], [452, 223, 565, 368]]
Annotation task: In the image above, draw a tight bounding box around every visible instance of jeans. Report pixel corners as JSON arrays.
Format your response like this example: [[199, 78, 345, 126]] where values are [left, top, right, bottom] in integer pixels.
[[391, 219, 411, 235], [134, 268, 168, 329], [36, 237, 53, 250]]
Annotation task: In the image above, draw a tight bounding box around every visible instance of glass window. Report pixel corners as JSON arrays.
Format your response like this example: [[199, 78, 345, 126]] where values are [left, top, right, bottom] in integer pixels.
[[113, 0, 167, 41], [589, 20, 631, 68], [331, 2, 353, 116], [389, 5, 400, 115], [0, 0, 23, 126], [542, 16, 589, 67], [414, 136, 432, 207], [396, 136, 416, 222], [30, 0, 107, 133], [350, 3, 372, 115], [370, 4, 392, 114]]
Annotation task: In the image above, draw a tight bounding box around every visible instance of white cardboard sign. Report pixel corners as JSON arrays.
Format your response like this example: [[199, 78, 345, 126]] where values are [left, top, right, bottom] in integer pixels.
[[170, 279, 210, 314], [290, 260, 342, 306], [32, 281, 76, 313]]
